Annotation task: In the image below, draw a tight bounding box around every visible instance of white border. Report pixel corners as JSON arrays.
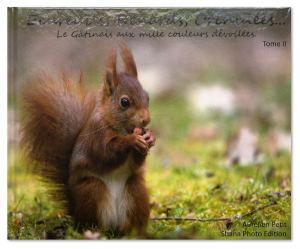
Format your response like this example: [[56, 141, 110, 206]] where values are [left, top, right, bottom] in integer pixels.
[[2, 1, 298, 249]]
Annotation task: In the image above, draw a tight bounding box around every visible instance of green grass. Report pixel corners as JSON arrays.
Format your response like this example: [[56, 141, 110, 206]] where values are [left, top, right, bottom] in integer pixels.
[[146, 145, 291, 240], [7, 93, 291, 240]]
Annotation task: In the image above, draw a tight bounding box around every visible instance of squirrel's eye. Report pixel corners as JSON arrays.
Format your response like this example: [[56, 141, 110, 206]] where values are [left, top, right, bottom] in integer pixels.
[[120, 98, 130, 108]]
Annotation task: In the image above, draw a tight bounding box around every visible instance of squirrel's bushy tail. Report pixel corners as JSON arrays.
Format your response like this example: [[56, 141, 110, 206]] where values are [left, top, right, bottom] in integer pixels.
[[19, 70, 96, 210]]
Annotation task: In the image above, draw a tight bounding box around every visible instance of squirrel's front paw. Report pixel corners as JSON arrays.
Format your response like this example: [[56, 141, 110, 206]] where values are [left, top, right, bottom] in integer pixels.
[[133, 135, 148, 155], [142, 129, 156, 148]]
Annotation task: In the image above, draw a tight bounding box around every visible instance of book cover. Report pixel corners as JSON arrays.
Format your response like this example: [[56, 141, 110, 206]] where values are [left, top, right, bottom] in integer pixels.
[[7, 7, 291, 240]]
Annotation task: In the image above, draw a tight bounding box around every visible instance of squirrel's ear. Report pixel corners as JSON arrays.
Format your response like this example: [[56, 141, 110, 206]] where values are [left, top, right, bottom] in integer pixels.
[[103, 48, 119, 96], [119, 41, 138, 79]]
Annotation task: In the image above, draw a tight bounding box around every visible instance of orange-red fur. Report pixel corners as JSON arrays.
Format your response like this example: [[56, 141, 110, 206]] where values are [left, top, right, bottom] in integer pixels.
[[20, 42, 156, 235]]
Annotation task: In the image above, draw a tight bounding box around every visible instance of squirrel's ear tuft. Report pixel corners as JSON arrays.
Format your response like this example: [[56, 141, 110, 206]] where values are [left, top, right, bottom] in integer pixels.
[[103, 48, 119, 96], [119, 41, 138, 79]]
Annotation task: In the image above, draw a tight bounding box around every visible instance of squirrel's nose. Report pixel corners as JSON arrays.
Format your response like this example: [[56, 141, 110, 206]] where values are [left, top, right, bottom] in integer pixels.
[[141, 111, 151, 126]]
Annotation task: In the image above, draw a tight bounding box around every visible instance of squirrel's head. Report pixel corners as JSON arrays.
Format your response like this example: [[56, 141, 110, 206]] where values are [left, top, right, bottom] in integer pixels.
[[101, 42, 151, 135]]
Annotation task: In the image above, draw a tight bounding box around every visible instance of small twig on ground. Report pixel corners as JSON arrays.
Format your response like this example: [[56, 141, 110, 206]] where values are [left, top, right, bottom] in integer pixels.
[[150, 201, 276, 222], [150, 217, 231, 221], [241, 201, 277, 218]]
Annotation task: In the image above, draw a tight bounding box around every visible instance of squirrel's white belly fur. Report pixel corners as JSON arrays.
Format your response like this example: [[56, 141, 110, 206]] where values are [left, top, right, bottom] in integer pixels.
[[99, 153, 134, 230]]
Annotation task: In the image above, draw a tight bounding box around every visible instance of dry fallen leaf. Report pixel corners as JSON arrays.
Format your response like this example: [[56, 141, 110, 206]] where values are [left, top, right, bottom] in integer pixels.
[[267, 192, 287, 198], [186, 213, 195, 218], [266, 128, 291, 154], [281, 179, 288, 189], [84, 230, 100, 240], [225, 126, 262, 166]]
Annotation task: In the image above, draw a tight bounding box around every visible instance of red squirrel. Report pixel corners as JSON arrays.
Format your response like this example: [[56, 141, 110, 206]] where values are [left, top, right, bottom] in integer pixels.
[[20, 42, 156, 235]]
